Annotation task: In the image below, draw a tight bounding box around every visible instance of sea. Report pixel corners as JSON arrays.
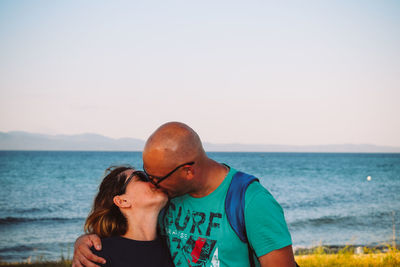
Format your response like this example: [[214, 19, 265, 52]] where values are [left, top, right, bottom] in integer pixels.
[[0, 151, 399, 262]]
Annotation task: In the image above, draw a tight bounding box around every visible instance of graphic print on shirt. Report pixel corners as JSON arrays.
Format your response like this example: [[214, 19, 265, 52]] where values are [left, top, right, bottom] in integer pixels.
[[164, 202, 222, 266]]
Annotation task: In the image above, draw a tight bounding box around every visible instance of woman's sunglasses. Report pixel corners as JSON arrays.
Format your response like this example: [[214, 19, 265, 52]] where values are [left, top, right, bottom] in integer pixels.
[[118, 170, 149, 195]]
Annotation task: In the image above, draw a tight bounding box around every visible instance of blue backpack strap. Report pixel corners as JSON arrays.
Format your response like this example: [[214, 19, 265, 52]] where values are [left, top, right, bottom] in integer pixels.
[[226, 171, 301, 267], [225, 171, 259, 243]]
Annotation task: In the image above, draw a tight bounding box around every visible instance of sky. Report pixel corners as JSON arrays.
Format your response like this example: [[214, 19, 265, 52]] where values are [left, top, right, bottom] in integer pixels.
[[0, 0, 399, 146]]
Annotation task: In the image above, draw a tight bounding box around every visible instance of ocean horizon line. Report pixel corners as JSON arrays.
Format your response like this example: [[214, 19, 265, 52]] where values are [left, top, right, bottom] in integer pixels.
[[1, 131, 400, 153], [1, 150, 400, 154]]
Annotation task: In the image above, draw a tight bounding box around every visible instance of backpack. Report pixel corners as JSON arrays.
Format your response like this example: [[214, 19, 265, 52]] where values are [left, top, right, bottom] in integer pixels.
[[226, 171, 299, 267]]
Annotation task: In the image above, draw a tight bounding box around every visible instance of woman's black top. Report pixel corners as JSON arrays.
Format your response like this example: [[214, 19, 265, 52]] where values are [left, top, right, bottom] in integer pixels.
[[91, 236, 174, 267]]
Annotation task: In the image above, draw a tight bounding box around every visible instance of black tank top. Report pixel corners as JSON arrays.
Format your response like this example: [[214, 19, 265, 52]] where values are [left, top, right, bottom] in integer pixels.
[[91, 235, 175, 267]]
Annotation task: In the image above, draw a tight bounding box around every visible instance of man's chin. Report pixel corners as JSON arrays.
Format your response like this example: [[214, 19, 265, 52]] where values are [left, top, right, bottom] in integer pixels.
[[164, 190, 179, 199], [158, 187, 172, 197]]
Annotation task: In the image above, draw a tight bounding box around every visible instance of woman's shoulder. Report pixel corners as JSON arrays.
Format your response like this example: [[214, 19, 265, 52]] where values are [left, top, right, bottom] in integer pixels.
[[90, 236, 120, 261], [100, 236, 121, 246], [91, 235, 148, 259]]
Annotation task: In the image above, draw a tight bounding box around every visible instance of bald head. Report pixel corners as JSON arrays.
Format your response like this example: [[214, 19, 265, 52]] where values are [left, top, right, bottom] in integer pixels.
[[143, 122, 205, 170]]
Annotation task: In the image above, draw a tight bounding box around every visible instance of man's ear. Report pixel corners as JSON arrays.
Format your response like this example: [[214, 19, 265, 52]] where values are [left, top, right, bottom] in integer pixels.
[[113, 195, 132, 208], [183, 165, 195, 180]]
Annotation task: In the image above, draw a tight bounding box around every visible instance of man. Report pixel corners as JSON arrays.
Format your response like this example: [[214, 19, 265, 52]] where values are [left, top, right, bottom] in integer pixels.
[[73, 122, 296, 267]]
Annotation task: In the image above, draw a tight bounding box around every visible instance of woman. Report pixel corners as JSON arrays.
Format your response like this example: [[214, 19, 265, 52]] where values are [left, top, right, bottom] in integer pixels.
[[84, 166, 174, 267]]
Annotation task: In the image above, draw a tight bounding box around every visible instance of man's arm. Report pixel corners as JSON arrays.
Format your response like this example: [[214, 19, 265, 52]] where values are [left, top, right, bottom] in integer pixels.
[[72, 234, 106, 267], [258, 245, 296, 267], [244, 183, 296, 267]]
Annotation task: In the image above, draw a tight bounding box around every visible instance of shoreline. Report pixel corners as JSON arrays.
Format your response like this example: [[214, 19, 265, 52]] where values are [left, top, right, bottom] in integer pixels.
[[293, 244, 399, 255]]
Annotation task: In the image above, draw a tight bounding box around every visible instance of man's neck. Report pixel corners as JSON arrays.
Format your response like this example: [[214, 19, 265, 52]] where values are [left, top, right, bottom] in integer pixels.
[[189, 159, 229, 198]]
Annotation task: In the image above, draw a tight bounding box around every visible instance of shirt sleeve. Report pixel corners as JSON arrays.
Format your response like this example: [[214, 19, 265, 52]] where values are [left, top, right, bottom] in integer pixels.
[[244, 182, 292, 257]]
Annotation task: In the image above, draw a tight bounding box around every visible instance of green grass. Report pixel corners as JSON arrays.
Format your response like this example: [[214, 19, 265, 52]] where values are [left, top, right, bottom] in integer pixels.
[[1, 246, 398, 267], [295, 245, 400, 267]]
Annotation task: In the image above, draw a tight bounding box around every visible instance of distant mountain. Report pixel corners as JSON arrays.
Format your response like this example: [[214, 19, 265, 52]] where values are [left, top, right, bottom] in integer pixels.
[[0, 131, 144, 151], [0, 131, 399, 152]]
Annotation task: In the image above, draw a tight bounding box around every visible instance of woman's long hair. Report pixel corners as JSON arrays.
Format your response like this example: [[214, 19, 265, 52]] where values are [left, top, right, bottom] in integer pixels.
[[84, 166, 133, 237]]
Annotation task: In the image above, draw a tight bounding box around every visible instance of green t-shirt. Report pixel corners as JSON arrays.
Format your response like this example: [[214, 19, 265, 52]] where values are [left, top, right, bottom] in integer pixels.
[[161, 166, 292, 267]]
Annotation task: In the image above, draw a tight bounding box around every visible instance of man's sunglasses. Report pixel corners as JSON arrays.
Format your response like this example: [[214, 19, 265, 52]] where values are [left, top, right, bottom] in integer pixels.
[[143, 161, 195, 187], [119, 162, 195, 193]]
